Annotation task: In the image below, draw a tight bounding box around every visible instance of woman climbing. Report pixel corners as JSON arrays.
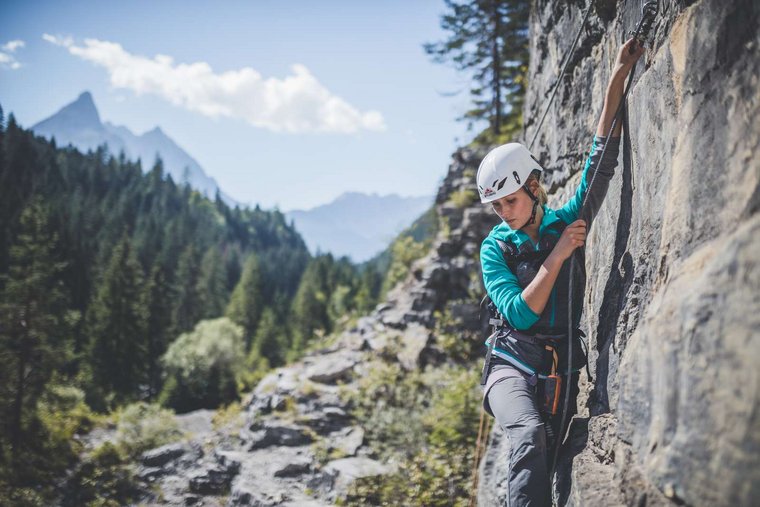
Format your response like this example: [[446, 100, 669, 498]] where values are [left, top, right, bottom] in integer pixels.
[[477, 37, 645, 506]]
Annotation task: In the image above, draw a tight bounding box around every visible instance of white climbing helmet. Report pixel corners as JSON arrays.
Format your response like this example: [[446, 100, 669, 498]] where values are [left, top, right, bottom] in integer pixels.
[[476, 143, 543, 203]]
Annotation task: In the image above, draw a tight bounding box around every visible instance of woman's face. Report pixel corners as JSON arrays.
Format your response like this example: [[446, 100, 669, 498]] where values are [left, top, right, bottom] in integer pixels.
[[490, 181, 537, 229]]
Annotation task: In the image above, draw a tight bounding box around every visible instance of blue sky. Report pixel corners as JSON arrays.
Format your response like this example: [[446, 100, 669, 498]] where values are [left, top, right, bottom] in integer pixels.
[[1, 0, 475, 211]]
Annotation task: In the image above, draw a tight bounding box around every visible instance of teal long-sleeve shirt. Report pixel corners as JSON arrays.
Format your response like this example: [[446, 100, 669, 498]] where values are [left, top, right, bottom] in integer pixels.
[[480, 136, 621, 331]]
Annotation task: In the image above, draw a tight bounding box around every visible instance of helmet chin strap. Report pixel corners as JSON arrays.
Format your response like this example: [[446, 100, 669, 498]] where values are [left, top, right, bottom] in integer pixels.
[[520, 184, 540, 229]]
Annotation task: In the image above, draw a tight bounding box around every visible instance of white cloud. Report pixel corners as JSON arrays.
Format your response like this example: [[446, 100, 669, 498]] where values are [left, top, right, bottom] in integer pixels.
[[2, 40, 25, 52], [0, 39, 25, 70], [42, 33, 386, 134]]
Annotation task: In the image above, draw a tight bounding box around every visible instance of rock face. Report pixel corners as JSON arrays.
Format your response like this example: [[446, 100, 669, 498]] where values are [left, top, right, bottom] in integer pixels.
[[478, 0, 760, 505]]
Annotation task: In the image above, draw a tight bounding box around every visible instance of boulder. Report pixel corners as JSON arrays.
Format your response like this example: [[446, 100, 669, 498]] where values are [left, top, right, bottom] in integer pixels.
[[227, 488, 280, 507], [330, 426, 365, 457], [396, 323, 433, 371], [174, 409, 215, 437], [324, 457, 392, 494], [299, 406, 351, 434], [305, 352, 358, 384], [137, 466, 165, 482], [188, 462, 239, 495], [141, 442, 189, 468], [273, 456, 312, 478], [248, 422, 313, 450]]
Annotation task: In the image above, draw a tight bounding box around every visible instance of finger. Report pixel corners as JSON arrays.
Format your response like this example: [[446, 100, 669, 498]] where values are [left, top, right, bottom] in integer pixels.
[[627, 39, 640, 55]]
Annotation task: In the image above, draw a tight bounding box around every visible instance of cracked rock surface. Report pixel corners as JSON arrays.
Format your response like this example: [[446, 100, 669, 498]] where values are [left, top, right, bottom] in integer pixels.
[[479, 0, 760, 505]]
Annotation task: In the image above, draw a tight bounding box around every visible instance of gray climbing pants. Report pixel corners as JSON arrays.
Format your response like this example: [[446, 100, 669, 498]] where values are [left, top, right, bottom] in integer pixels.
[[487, 366, 579, 507]]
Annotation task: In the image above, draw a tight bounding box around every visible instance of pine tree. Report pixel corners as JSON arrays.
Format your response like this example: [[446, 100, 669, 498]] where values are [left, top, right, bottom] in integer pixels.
[[424, 0, 529, 142], [288, 255, 332, 356], [197, 246, 228, 320], [249, 307, 286, 368], [86, 231, 148, 406], [0, 197, 68, 462], [225, 254, 264, 350], [0, 114, 38, 273], [143, 263, 173, 399], [172, 245, 202, 335], [355, 266, 382, 313]]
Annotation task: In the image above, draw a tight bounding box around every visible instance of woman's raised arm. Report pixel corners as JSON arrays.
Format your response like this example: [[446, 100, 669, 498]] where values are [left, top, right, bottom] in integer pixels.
[[596, 38, 645, 137]]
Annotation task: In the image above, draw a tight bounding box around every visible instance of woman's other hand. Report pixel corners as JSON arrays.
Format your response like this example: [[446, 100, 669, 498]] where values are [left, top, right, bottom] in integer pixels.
[[553, 219, 587, 261], [615, 37, 645, 70]]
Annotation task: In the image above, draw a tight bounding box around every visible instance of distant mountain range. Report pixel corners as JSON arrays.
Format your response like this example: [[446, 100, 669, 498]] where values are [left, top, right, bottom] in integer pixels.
[[285, 192, 433, 263], [31, 91, 238, 206], [30, 92, 432, 261]]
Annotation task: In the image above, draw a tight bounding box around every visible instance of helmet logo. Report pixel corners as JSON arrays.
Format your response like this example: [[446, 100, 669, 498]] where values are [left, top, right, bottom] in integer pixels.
[[513, 171, 521, 184], [483, 187, 495, 197]]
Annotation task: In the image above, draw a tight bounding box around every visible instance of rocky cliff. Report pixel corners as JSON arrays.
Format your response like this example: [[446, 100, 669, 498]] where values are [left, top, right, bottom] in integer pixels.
[[479, 0, 760, 505]]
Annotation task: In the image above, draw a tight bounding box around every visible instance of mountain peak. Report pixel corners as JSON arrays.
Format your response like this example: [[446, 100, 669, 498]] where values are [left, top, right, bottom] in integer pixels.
[[76, 90, 94, 104], [33, 90, 101, 132], [142, 126, 166, 139], [68, 91, 99, 123]]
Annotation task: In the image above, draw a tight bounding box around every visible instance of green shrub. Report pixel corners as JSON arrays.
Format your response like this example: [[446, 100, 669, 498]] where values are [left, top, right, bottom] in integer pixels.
[[160, 318, 245, 412], [381, 236, 429, 296], [61, 401, 177, 506], [0, 383, 103, 506], [424, 369, 480, 449], [37, 384, 101, 443], [112, 401, 183, 458], [448, 188, 478, 209], [343, 365, 481, 506], [342, 362, 428, 460], [61, 442, 141, 507], [212, 401, 244, 433], [434, 307, 481, 363], [346, 449, 473, 507]]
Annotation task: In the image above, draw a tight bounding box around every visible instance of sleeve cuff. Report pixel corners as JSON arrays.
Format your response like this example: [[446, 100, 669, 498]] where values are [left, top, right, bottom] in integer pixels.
[[593, 135, 620, 156], [507, 293, 540, 330]]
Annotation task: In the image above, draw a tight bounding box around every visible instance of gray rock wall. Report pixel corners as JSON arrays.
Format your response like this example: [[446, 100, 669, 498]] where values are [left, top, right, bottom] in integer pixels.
[[480, 0, 759, 505]]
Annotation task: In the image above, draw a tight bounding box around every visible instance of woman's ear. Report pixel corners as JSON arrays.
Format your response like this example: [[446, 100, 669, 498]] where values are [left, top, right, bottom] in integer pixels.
[[528, 177, 540, 194]]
